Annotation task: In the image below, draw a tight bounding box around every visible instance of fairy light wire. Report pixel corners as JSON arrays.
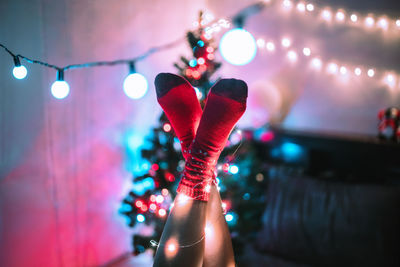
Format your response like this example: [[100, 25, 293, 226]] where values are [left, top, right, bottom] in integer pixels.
[[0, 36, 186, 72]]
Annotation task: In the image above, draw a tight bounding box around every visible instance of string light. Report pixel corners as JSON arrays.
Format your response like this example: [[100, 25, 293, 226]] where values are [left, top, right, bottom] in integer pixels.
[[296, 3, 306, 13], [350, 14, 358, 22], [266, 41, 275, 51], [310, 57, 322, 70], [365, 16, 375, 27], [281, 37, 291, 48], [287, 50, 298, 62], [302, 47, 311, 56], [339, 66, 347, 75], [12, 56, 27, 79], [51, 69, 70, 99], [336, 11, 345, 22], [367, 68, 375, 77], [306, 4, 314, 12], [123, 62, 148, 99], [321, 9, 332, 21], [354, 67, 362, 76]]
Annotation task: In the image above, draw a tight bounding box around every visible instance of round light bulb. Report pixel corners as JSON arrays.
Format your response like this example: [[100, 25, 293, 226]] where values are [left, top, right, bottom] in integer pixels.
[[306, 4, 314, 11], [281, 37, 291, 48], [51, 80, 70, 99], [367, 69, 375, 77], [123, 73, 148, 99], [266, 42, 275, 51], [350, 14, 358, 22], [311, 58, 322, 70], [302, 47, 311, 56], [13, 65, 27, 79], [354, 67, 362, 76], [219, 28, 257, 66]]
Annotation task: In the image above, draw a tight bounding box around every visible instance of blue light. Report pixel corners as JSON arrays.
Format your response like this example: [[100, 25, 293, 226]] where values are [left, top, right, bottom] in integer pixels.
[[132, 177, 155, 196], [225, 213, 234, 222], [136, 214, 145, 223], [51, 80, 70, 99], [12, 65, 27, 79], [197, 40, 205, 47], [225, 212, 238, 226], [123, 73, 148, 99], [228, 165, 239, 174], [243, 193, 250, 200], [189, 59, 197, 67], [281, 142, 304, 162], [219, 28, 257, 66]]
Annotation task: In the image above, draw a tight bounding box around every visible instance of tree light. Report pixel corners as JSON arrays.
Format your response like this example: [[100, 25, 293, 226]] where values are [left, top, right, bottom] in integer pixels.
[[123, 62, 148, 99], [12, 57, 27, 79], [219, 28, 257, 66], [51, 69, 70, 99], [306, 4, 314, 12], [354, 67, 362, 76], [136, 214, 145, 223], [296, 3, 305, 12]]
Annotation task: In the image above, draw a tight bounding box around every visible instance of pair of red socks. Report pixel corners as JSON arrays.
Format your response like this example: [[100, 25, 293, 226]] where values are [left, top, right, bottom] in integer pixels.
[[155, 73, 247, 201]]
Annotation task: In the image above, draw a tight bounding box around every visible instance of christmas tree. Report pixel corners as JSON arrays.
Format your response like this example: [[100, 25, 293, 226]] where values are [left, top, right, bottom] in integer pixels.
[[120, 12, 270, 256]]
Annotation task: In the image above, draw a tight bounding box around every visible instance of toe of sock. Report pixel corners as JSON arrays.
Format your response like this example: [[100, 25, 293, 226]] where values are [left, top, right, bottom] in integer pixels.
[[154, 73, 188, 98], [211, 78, 248, 102]]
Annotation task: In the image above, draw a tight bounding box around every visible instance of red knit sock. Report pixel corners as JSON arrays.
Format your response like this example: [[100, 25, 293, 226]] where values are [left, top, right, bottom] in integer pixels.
[[155, 73, 202, 159], [177, 78, 248, 201]]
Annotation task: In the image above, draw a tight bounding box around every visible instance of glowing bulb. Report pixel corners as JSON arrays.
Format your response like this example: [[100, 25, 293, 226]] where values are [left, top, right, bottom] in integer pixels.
[[302, 47, 311, 56], [281, 37, 291, 48], [178, 194, 189, 205], [327, 63, 338, 74], [367, 69, 375, 77], [136, 214, 145, 223], [311, 58, 322, 70], [336, 11, 345, 22], [256, 38, 265, 48], [158, 208, 167, 217], [383, 74, 396, 88], [354, 67, 362, 76], [350, 14, 358, 22], [396, 19, 400, 27], [287, 50, 298, 62], [266, 42, 275, 51], [225, 214, 233, 222], [123, 73, 148, 99], [282, 0, 293, 10], [51, 80, 70, 99], [162, 188, 169, 196], [306, 4, 314, 11], [219, 28, 257, 66], [321, 10, 332, 21], [156, 195, 164, 203], [197, 57, 205, 65], [339, 66, 347, 75], [228, 165, 239, 174], [150, 203, 157, 211], [12, 65, 27, 79], [167, 244, 176, 252], [163, 123, 172, 132], [365, 16, 375, 27], [378, 18, 388, 30], [296, 3, 305, 12]]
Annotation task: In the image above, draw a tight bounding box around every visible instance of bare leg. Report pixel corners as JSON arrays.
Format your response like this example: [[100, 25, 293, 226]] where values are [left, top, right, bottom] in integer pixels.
[[153, 194, 207, 267], [203, 184, 235, 267]]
